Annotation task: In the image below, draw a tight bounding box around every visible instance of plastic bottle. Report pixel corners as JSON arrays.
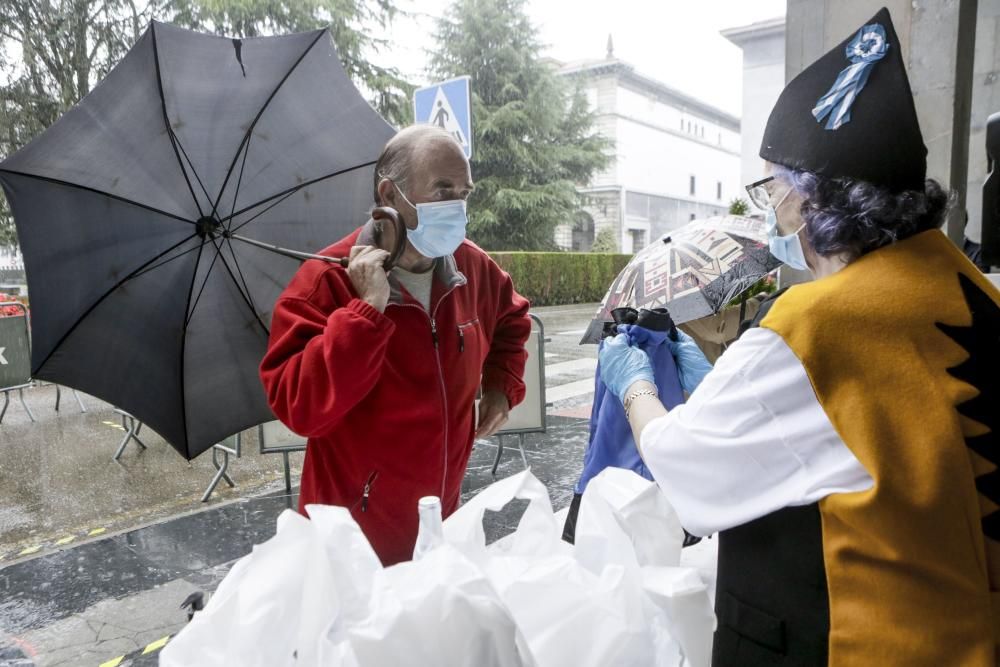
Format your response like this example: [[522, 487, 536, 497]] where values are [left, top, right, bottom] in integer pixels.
[[412, 496, 444, 560]]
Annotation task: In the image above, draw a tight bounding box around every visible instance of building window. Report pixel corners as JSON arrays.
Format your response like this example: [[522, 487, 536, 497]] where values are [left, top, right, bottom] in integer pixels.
[[716, 182, 722, 200], [689, 175, 696, 196], [680, 118, 684, 131], [630, 229, 647, 252]]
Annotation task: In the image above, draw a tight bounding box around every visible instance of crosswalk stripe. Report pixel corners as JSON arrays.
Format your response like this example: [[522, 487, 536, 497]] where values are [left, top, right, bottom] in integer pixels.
[[546, 379, 595, 403], [544, 358, 597, 376]]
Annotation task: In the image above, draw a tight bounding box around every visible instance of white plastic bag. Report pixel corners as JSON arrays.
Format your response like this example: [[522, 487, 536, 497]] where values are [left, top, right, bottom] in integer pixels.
[[163, 468, 716, 667], [443, 468, 714, 667], [320, 543, 532, 666]]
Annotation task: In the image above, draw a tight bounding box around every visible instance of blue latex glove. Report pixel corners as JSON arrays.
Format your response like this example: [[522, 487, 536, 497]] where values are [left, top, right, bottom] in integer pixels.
[[666, 329, 713, 394], [598, 333, 655, 402]]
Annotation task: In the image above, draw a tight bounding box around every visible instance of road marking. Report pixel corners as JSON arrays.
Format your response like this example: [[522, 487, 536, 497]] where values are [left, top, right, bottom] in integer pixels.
[[0, 347, 6, 364], [98, 656, 124, 667], [546, 379, 595, 403], [142, 636, 170, 654], [545, 358, 597, 377], [2, 525, 111, 562]]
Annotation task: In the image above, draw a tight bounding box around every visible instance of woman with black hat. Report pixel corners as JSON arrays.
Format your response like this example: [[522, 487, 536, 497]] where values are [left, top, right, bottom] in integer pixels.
[[599, 7, 1000, 666]]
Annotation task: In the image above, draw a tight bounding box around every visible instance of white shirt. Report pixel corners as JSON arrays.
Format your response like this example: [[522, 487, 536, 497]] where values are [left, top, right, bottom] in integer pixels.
[[640, 327, 874, 537]]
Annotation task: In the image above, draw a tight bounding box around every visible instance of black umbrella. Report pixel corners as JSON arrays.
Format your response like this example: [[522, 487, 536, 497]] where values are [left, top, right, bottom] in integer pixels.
[[0, 22, 399, 459]]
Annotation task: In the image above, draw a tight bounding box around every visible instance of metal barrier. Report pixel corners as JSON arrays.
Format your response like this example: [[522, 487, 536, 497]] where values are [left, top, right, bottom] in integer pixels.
[[258, 420, 306, 495], [112, 408, 147, 460], [0, 302, 34, 423], [202, 433, 242, 502], [488, 312, 547, 478]]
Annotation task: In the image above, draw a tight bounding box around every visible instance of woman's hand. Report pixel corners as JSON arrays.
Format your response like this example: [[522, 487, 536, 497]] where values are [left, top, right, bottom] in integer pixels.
[[667, 330, 713, 394], [599, 333, 655, 402]]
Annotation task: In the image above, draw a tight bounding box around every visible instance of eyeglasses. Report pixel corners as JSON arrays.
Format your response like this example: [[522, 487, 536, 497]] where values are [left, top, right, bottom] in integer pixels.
[[745, 176, 775, 211]]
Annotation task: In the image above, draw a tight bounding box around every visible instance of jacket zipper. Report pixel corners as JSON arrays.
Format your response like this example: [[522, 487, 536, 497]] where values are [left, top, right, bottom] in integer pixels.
[[392, 286, 460, 499], [359, 470, 378, 513]]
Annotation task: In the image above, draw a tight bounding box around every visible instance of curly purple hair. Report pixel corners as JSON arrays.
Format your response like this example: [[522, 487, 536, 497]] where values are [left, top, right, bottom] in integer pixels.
[[772, 166, 953, 263]]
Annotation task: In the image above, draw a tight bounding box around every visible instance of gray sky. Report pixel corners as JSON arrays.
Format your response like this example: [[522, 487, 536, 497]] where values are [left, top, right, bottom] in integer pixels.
[[382, 0, 786, 118]]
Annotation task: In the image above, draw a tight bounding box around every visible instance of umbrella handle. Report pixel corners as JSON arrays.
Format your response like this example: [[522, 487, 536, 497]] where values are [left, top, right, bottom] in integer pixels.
[[371, 206, 407, 271]]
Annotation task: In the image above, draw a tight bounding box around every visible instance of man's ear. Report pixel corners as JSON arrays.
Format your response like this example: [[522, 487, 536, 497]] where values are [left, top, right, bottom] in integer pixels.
[[376, 178, 396, 208]]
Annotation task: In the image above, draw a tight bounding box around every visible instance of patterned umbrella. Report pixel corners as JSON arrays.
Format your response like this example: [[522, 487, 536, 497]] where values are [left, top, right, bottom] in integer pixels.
[[581, 215, 780, 344]]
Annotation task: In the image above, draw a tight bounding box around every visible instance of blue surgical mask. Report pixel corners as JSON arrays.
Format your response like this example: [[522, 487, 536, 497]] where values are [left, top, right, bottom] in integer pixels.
[[765, 188, 809, 271], [395, 185, 469, 258]]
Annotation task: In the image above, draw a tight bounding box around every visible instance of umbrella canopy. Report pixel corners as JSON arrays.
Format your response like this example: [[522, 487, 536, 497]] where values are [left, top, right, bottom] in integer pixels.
[[581, 216, 780, 344], [0, 22, 395, 458]]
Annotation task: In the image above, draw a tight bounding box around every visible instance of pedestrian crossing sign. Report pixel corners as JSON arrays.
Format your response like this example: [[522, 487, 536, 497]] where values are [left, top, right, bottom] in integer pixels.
[[413, 76, 473, 159]]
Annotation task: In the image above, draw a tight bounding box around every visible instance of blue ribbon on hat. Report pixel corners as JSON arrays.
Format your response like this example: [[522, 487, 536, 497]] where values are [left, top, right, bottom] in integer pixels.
[[812, 23, 889, 130]]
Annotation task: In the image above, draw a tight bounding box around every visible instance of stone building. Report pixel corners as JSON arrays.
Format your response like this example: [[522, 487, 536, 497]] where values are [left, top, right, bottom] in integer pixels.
[[553, 41, 742, 253]]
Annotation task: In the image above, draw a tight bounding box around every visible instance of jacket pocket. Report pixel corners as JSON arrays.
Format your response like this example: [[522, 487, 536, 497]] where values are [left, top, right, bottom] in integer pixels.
[[717, 591, 786, 656], [456, 318, 481, 354]]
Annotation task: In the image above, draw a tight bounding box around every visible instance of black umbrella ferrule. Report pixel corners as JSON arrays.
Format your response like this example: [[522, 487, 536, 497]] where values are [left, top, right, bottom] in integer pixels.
[[196, 215, 223, 239]]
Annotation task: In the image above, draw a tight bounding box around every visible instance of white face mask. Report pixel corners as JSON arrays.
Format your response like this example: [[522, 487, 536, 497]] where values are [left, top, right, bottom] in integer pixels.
[[394, 185, 469, 258], [764, 188, 809, 271]]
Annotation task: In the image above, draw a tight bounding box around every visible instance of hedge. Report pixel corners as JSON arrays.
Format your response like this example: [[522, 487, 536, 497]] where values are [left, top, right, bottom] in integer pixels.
[[489, 252, 632, 307]]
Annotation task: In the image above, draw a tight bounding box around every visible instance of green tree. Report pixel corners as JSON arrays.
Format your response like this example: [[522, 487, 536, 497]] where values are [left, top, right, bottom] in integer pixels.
[[590, 226, 619, 253], [728, 197, 750, 216], [430, 0, 609, 251], [0, 0, 158, 246], [0, 0, 410, 248], [165, 0, 412, 124]]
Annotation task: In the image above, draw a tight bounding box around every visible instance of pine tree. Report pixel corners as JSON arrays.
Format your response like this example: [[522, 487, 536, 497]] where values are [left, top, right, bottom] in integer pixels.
[[937, 274, 1000, 538], [429, 0, 609, 251]]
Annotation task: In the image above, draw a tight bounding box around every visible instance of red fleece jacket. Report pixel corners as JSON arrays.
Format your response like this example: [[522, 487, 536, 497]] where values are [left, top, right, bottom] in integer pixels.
[[259, 224, 530, 565]]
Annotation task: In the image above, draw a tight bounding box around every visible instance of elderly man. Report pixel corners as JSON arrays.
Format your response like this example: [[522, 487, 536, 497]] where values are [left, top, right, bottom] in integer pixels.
[[260, 125, 531, 565]]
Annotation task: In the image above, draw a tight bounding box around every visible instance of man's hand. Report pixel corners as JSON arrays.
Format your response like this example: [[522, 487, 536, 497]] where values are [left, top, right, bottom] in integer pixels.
[[348, 245, 391, 312], [476, 389, 510, 438]]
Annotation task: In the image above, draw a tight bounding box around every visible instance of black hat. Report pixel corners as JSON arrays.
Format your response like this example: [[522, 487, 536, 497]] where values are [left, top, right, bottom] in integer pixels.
[[759, 7, 927, 193]]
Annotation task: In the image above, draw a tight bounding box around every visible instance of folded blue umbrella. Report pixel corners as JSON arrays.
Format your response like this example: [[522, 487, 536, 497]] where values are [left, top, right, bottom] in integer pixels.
[[576, 323, 686, 494], [563, 308, 689, 543]]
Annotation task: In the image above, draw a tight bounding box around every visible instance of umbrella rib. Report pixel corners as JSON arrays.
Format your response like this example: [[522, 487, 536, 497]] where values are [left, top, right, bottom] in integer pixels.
[[0, 169, 196, 226], [224, 235, 260, 321], [185, 242, 223, 327], [223, 133, 252, 232], [179, 240, 206, 458], [131, 238, 208, 281], [172, 127, 215, 211], [210, 29, 327, 218], [31, 232, 199, 375], [222, 159, 377, 232], [150, 22, 206, 219], [212, 237, 270, 336], [225, 187, 298, 237]]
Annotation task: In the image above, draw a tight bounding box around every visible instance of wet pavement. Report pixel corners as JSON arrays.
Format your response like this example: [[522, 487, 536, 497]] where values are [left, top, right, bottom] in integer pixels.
[[0, 304, 718, 666]]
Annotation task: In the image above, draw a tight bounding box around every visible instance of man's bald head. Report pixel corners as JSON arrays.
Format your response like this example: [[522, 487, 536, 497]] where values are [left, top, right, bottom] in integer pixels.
[[373, 125, 467, 205]]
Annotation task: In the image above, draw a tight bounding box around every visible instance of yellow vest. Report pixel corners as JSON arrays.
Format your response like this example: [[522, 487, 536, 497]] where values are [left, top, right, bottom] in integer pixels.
[[761, 230, 1000, 666]]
